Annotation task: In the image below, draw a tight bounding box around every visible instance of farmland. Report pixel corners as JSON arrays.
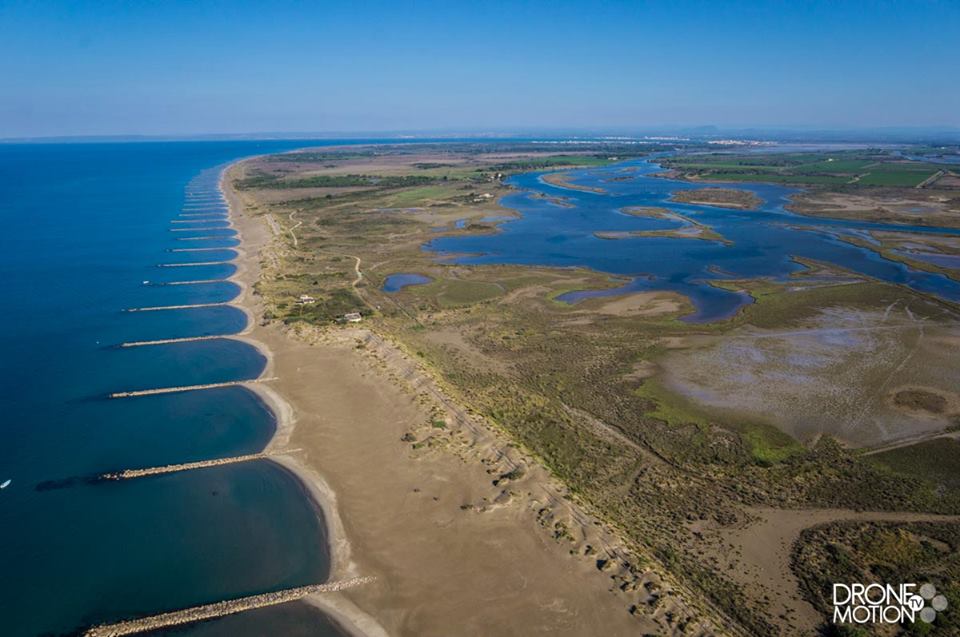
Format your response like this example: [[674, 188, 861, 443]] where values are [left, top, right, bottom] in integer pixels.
[[660, 150, 949, 188]]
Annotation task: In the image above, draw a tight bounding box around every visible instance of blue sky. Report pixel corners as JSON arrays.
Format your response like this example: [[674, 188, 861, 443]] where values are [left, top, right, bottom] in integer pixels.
[[1, 0, 958, 137]]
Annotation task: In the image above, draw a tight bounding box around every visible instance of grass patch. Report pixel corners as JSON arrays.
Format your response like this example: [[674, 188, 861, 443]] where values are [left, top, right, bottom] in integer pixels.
[[634, 376, 711, 427], [437, 280, 503, 306], [856, 165, 940, 187], [698, 172, 852, 185], [635, 377, 801, 464], [869, 438, 960, 490], [793, 159, 877, 173], [383, 184, 463, 207], [662, 151, 941, 189], [726, 420, 805, 465], [409, 278, 504, 307], [484, 154, 621, 172], [735, 280, 910, 328]]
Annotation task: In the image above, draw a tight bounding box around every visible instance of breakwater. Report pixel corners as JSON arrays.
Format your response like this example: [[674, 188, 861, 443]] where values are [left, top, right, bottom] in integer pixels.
[[100, 450, 298, 480], [0, 141, 341, 636], [121, 335, 228, 347], [109, 377, 276, 398], [84, 577, 375, 637], [125, 301, 230, 311], [170, 226, 228, 232], [150, 278, 225, 286], [158, 260, 233, 267]]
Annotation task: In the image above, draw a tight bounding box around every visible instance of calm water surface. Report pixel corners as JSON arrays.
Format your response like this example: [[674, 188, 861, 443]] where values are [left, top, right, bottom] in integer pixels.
[[0, 142, 348, 636], [383, 273, 432, 292], [428, 160, 960, 321]]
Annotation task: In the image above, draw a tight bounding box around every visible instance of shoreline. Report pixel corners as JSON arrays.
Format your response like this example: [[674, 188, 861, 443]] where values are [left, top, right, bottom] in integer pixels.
[[219, 162, 385, 637], [212, 146, 960, 637], [540, 170, 606, 193], [219, 154, 701, 636]]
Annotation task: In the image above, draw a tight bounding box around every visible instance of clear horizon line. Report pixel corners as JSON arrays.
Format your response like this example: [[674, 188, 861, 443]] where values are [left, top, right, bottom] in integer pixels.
[[3, 125, 960, 145]]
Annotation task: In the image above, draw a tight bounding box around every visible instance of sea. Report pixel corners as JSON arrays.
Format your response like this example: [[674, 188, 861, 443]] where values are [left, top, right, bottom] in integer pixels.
[[0, 141, 350, 636]]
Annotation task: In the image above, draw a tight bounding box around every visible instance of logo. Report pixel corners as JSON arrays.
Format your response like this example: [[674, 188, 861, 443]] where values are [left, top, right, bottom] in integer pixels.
[[832, 582, 948, 625]]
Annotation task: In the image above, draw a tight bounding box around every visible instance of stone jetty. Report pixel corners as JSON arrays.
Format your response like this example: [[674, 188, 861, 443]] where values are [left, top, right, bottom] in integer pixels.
[[84, 577, 375, 636], [109, 378, 276, 398], [124, 302, 229, 312], [100, 451, 297, 479]]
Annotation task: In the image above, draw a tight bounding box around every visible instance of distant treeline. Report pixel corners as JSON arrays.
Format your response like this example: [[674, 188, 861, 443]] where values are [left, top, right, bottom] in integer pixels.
[[236, 173, 440, 190], [267, 151, 377, 162], [481, 153, 646, 173]]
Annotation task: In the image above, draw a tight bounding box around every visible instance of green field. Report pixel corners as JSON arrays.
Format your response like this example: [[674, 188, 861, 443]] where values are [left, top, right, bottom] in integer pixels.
[[485, 154, 623, 171], [662, 151, 942, 188], [696, 172, 853, 185], [869, 438, 960, 489], [792, 159, 877, 172], [410, 278, 504, 306], [856, 164, 941, 187], [662, 162, 784, 172]]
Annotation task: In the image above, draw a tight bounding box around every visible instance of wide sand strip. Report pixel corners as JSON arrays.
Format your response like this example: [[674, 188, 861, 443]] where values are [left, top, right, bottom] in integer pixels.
[[223, 163, 657, 637]]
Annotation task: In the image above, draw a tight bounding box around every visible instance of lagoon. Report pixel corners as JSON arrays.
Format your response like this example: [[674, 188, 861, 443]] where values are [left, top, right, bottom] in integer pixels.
[[428, 160, 960, 322]]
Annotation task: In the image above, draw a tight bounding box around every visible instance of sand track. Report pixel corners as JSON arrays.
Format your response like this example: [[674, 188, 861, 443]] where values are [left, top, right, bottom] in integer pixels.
[[703, 507, 960, 632]]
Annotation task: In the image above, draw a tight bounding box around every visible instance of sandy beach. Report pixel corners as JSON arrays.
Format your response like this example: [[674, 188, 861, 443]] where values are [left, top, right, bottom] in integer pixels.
[[220, 162, 673, 636]]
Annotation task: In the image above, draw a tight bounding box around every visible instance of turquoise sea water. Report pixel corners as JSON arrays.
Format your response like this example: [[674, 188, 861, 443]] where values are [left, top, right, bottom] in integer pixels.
[[428, 160, 960, 321], [0, 142, 349, 636]]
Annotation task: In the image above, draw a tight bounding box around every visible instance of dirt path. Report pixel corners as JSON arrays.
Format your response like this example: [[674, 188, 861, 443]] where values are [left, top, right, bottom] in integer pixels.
[[860, 430, 960, 457], [917, 170, 945, 189], [288, 210, 302, 247], [349, 255, 362, 287], [710, 507, 960, 633]]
